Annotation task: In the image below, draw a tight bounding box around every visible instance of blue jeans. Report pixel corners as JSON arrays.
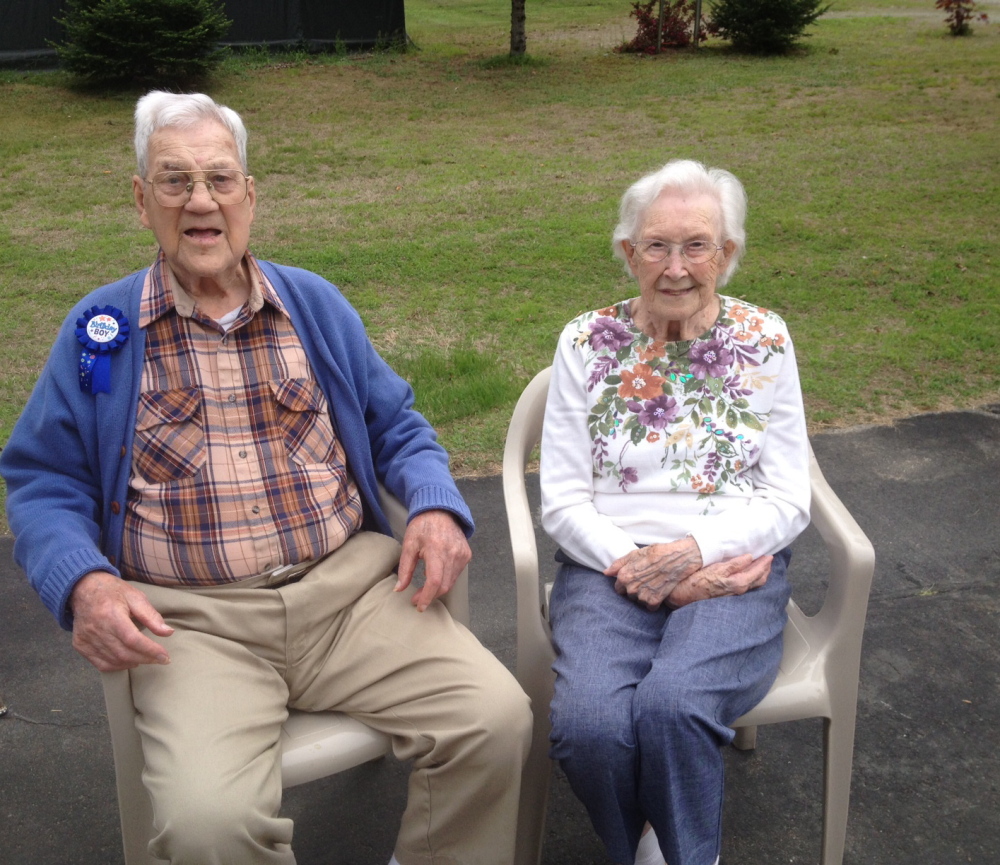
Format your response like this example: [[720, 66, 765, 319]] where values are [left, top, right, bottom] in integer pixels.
[[548, 548, 792, 865]]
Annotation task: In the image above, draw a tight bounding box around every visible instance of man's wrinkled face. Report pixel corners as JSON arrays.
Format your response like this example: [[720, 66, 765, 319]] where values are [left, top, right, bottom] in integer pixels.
[[133, 120, 255, 291]]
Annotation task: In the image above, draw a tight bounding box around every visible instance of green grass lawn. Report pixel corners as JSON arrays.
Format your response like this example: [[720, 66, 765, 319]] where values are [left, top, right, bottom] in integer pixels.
[[1, 0, 997, 481]]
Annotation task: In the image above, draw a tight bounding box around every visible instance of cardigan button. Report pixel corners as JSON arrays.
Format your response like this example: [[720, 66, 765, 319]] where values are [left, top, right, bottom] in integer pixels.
[[120, 445, 126, 458], [110, 501, 121, 515]]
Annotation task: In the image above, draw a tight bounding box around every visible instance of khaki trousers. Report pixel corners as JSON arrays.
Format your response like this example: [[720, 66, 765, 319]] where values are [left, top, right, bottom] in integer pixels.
[[128, 532, 531, 865]]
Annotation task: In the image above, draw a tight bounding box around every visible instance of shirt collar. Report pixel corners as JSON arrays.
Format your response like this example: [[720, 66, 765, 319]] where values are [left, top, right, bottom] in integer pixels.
[[138, 250, 287, 327]]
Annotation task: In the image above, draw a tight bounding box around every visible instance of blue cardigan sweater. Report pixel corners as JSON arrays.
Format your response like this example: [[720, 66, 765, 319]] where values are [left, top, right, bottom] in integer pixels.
[[1, 261, 474, 630]]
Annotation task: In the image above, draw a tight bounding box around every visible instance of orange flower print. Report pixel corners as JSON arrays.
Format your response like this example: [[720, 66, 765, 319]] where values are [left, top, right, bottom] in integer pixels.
[[773, 333, 785, 346], [760, 336, 772, 347], [646, 431, 661, 443], [618, 363, 665, 400], [730, 305, 748, 323], [598, 306, 618, 318], [734, 331, 753, 342], [749, 317, 764, 332], [638, 340, 666, 363], [691, 475, 717, 495]]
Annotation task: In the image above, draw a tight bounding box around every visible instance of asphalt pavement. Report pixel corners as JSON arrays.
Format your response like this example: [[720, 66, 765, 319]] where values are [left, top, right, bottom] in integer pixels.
[[1, 407, 998, 865]]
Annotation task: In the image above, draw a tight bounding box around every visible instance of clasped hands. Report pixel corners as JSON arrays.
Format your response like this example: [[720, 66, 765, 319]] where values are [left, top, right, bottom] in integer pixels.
[[605, 536, 772, 611]]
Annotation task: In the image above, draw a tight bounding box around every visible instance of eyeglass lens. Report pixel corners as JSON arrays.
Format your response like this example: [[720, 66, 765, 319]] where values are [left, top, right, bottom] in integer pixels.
[[150, 170, 247, 206], [634, 240, 718, 264]]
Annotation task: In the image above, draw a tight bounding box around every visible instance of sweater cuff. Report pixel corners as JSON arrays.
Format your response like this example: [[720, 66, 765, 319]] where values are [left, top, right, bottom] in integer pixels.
[[686, 529, 719, 568], [42, 549, 122, 631], [407, 485, 475, 538]]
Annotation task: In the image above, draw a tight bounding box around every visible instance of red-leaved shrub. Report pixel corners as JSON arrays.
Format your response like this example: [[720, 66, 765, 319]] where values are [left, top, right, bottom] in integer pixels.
[[935, 0, 989, 35], [618, 0, 716, 53]]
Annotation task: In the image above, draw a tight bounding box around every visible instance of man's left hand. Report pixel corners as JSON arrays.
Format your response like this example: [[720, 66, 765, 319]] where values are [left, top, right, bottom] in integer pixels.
[[395, 510, 472, 612]]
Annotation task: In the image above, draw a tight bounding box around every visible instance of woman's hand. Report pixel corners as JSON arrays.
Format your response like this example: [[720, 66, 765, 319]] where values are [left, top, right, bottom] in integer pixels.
[[604, 537, 703, 610], [666, 554, 773, 608], [605, 540, 773, 611]]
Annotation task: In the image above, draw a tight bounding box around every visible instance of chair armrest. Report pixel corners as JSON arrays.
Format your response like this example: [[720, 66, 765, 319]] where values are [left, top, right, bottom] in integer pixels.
[[502, 368, 555, 682], [807, 450, 876, 647]]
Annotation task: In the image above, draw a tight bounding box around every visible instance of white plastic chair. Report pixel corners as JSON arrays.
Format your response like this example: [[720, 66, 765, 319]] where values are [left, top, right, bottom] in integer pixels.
[[504, 366, 876, 865], [102, 485, 470, 865]]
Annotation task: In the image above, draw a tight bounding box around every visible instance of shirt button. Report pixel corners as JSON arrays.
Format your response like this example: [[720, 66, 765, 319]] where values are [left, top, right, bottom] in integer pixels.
[[228, 394, 237, 403], [238, 450, 247, 458], [252, 505, 260, 514]]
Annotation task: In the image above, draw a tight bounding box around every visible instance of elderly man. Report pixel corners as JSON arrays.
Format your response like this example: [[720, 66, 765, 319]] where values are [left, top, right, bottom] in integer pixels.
[[0, 91, 530, 865]]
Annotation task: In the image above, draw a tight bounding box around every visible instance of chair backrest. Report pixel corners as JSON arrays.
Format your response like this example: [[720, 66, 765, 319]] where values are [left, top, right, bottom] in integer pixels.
[[503, 365, 876, 668], [502, 365, 876, 865]]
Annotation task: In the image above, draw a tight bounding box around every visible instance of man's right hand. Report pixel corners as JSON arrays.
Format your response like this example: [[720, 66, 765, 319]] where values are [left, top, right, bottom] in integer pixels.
[[69, 571, 174, 672]]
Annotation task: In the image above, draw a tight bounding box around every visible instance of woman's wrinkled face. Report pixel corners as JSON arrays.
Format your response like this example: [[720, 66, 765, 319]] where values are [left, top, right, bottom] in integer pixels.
[[622, 190, 733, 339]]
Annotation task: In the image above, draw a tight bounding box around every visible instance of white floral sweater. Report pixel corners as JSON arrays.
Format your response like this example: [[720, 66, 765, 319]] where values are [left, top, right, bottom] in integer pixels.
[[540, 295, 811, 572]]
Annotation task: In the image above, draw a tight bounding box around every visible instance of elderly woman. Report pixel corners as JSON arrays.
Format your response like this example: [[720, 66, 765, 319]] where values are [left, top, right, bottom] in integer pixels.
[[540, 160, 811, 865]]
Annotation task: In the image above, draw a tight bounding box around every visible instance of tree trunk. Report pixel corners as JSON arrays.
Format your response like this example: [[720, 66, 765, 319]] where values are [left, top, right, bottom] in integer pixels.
[[510, 0, 526, 56]]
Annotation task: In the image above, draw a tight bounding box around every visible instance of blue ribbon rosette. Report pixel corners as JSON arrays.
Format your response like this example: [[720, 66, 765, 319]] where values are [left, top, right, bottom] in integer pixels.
[[75, 305, 130, 394]]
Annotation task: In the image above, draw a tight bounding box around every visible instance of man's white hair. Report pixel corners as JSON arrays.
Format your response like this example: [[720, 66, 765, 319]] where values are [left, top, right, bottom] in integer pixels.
[[611, 159, 748, 288], [134, 91, 249, 178]]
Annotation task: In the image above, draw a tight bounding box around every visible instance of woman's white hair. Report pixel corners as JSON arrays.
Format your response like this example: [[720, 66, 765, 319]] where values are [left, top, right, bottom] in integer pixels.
[[611, 159, 748, 288], [134, 91, 249, 178]]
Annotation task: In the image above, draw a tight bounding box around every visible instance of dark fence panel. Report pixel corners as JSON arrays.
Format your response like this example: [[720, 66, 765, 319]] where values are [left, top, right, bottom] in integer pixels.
[[0, 0, 64, 56], [0, 0, 406, 65], [300, 0, 406, 45], [220, 0, 299, 44]]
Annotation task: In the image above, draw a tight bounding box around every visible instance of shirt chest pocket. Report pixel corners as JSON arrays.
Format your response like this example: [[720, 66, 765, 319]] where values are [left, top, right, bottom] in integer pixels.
[[132, 387, 206, 484], [270, 378, 339, 467]]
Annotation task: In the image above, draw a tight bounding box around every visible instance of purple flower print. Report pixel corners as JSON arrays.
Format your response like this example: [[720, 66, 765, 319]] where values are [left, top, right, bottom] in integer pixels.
[[619, 465, 638, 491], [587, 355, 620, 391], [722, 374, 753, 400], [638, 394, 678, 430], [589, 318, 633, 352], [688, 339, 734, 380], [731, 341, 761, 368]]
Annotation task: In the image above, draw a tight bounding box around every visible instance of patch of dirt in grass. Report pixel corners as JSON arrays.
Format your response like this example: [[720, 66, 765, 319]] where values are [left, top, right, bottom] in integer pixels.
[[530, 21, 634, 53]]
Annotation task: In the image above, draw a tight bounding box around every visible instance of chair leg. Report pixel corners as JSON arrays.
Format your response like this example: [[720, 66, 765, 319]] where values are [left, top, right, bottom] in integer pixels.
[[103, 670, 162, 865], [820, 711, 857, 865], [732, 724, 758, 751], [514, 712, 553, 865]]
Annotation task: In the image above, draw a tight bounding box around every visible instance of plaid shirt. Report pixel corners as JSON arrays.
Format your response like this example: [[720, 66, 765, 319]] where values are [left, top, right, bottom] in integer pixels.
[[120, 251, 363, 587]]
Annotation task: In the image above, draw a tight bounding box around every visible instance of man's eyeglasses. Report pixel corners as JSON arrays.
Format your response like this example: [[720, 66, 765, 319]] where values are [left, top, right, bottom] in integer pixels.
[[630, 239, 723, 265], [145, 169, 250, 207]]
